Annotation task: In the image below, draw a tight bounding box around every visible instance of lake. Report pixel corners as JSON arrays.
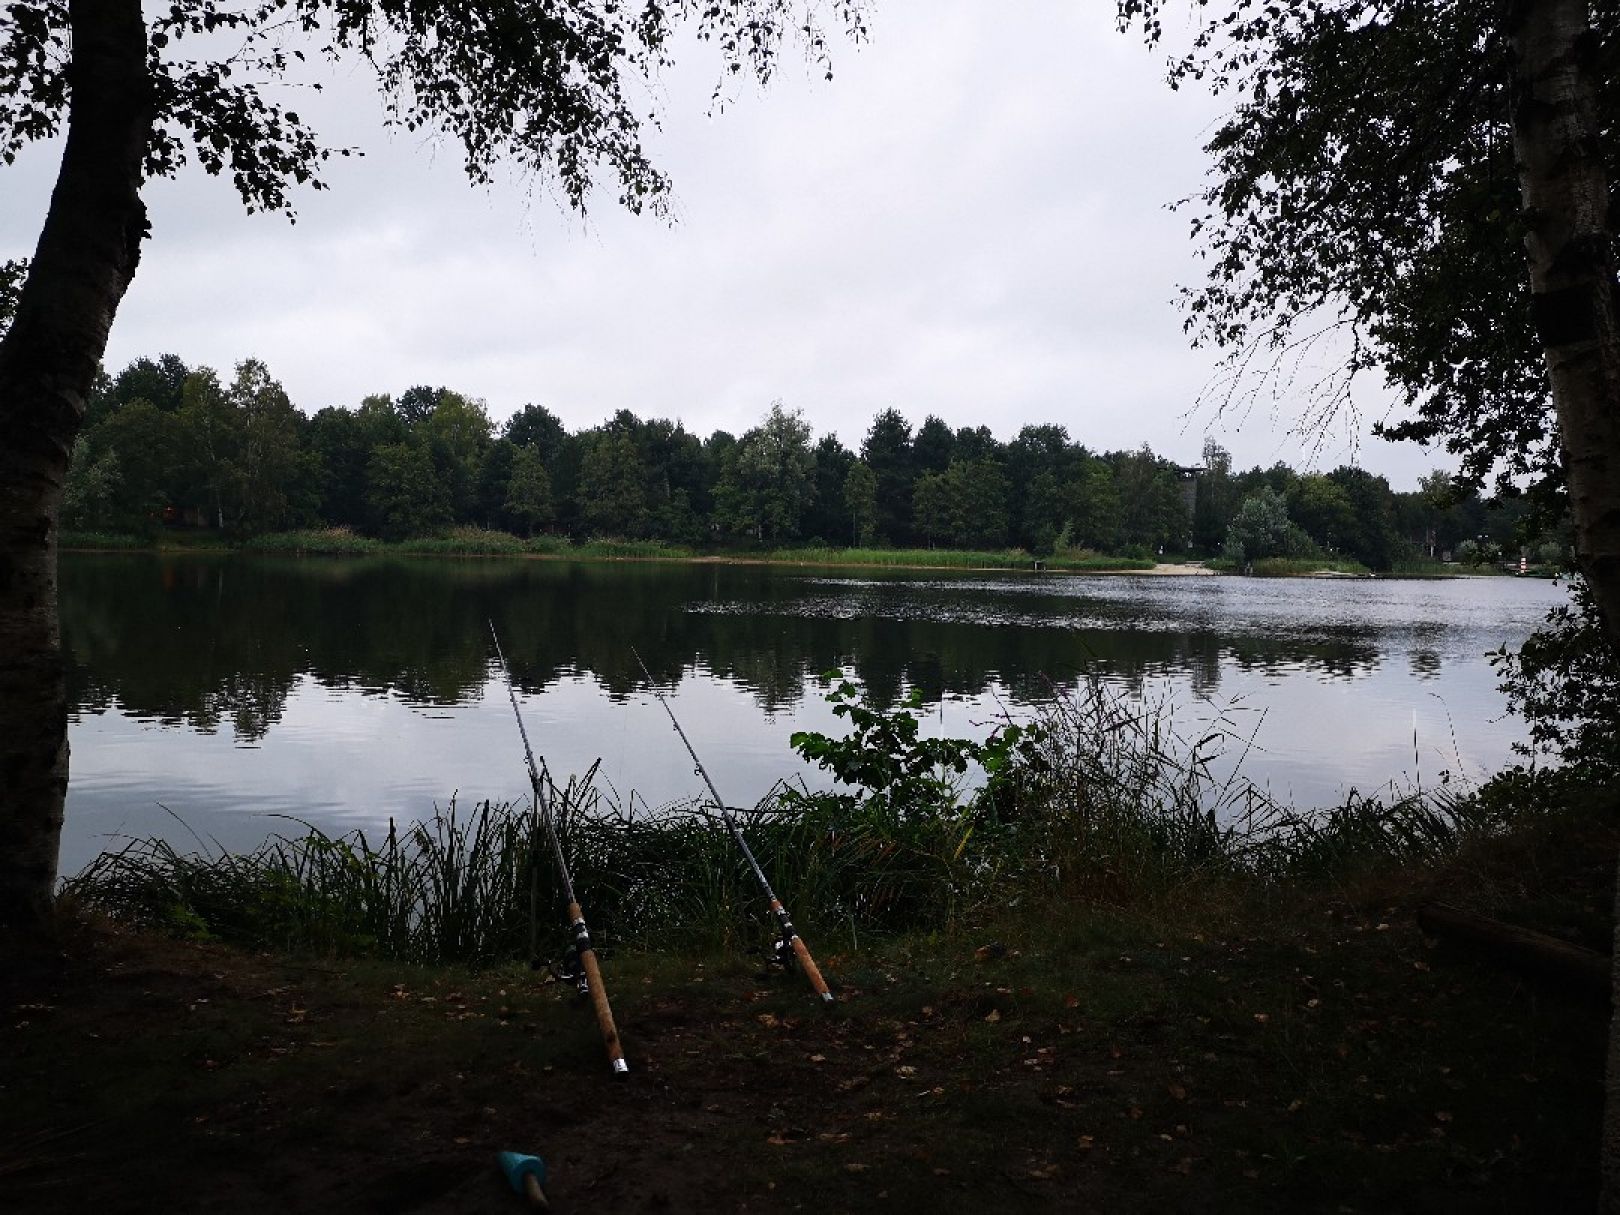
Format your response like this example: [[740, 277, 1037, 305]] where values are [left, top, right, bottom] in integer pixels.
[[59, 553, 1568, 876]]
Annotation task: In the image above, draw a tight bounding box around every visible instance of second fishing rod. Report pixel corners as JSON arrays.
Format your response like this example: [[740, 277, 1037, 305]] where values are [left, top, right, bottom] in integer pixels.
[[492, 621, 628, 1074], [632, 646, 833, 1003]]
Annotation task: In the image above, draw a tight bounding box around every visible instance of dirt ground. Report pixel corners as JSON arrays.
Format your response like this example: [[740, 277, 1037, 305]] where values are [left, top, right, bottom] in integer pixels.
[[2, 853, 1609, 1215]]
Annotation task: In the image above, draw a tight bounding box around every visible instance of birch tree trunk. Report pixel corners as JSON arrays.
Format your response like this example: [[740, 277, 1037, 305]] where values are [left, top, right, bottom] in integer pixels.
[[1508, 1, 1620, 1208], [0, 0, 151, 928]]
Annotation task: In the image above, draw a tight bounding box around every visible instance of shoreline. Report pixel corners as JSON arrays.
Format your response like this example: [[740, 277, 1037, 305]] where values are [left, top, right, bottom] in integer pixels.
[[56, 543, 1533, 579], [57, 545, 1209, 577], [59, 538, 1176, 577], [57, 534, 1529, 583]]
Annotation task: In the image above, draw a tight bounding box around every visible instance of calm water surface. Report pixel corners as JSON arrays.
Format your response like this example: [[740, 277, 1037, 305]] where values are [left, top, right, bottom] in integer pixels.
[[59, 554, 1568, 875]]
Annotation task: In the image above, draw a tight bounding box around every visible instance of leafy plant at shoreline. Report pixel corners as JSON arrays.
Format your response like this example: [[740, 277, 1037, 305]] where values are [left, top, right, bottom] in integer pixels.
[[1494, 577, 1620, 778], [786, 676, 1045, 824]]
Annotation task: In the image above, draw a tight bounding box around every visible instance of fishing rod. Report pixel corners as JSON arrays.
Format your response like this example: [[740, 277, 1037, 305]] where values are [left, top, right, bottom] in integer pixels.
[[631, 646, 833, 1003], [490, 621, 629, 1074]]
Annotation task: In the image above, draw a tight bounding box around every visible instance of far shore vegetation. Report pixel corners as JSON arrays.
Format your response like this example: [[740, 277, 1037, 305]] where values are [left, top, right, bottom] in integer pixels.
[[61, 352, 1568, 579], [61, 525, 1160, 572], [63, 524, 1562, 578]]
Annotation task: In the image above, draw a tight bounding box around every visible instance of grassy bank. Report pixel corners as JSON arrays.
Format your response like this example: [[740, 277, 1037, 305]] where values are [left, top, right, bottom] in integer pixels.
[[12, 775, 1614, 1213], [1207, 555, 1372, 576], [235, 527, 700, 561], [59, 529, 231, 552], [760, 545, 1153, 572], [61, 526, 1155, 571], [1388, 557, 1504, 577]]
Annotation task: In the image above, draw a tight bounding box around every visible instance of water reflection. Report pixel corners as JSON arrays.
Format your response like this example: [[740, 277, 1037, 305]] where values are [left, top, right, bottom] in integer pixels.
[[59, 554, 1568, 874]]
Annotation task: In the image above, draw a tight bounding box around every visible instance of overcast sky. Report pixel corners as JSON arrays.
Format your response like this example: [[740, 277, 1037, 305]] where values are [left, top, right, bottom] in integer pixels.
[[3, 2, 1447, 487]]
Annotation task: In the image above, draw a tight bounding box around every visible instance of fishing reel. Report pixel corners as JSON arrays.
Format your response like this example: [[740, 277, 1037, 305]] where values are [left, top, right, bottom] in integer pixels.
[[763, 934, 796, 973], [551, 945, 590, 996]]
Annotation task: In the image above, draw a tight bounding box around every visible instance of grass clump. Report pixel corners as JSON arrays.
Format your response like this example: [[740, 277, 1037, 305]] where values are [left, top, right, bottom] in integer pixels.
[[1208, 554, 1371, 576], [396, 527, 528, 555], [565, 538, 698, 559], [242, 528, 383, 555], [66, 799, 547, 965], [766, 545, 1037, 569], [1045, 551, 1157, 571]]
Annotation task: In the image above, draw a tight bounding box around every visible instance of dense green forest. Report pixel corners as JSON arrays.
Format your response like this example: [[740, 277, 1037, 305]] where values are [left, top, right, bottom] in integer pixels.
[[64, 353, 1559, 570]]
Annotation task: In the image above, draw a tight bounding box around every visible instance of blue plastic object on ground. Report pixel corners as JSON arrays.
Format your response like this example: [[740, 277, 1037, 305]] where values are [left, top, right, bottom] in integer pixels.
[[497, 1151, 549, 1208]]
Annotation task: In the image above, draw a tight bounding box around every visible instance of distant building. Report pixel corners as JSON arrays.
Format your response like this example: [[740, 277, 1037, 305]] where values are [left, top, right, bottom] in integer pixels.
[[1175, 465, 1204, 551]]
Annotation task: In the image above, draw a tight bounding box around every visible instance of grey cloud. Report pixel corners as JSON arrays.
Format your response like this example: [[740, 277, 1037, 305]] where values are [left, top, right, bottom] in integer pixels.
[[4, 2, 1447, 485]]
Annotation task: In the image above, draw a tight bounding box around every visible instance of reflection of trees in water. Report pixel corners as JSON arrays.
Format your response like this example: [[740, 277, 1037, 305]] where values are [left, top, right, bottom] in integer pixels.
[[62, 556, 1395, 743], [1220, 622, 1384, 682], [1409, 649, 1443, 681]]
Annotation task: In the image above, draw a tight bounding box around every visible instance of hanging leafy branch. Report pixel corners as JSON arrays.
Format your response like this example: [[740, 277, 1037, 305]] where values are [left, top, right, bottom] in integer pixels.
[[1115, 1, 1620, 508]]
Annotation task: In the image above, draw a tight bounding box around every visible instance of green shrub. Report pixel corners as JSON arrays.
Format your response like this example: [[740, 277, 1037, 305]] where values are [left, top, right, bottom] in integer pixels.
[[243, 528, 383, 555], [398, 527, 527, 555]]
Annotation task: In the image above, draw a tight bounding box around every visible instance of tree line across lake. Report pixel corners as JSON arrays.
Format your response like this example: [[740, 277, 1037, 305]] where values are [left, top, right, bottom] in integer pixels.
[[64, 353, 1558, 571]]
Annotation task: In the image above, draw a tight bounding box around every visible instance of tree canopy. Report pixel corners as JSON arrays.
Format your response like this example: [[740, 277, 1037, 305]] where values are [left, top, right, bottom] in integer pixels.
[[1115, 1, 1618, 505], [67, 348, 1554, 571], [1, 2, 869, 219]]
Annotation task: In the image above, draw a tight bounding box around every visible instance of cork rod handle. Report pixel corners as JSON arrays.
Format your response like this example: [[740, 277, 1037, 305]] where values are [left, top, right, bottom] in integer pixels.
[[570, 903, 628, 1073], [790, 934, 834, 1003]]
